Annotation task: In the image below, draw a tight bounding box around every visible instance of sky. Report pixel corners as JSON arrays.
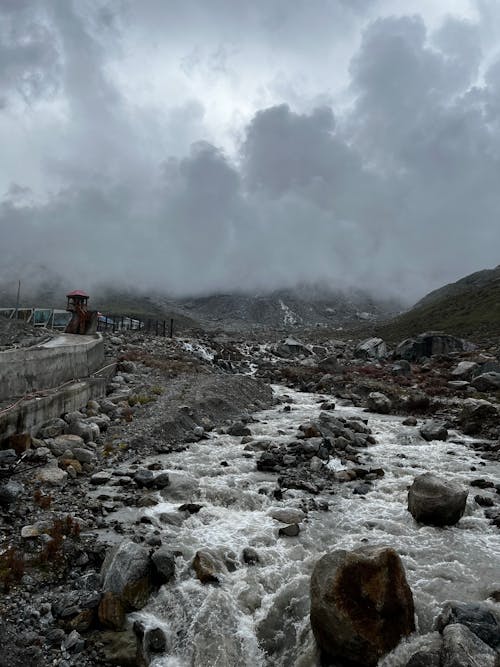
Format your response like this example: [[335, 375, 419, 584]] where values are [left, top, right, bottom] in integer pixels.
[[1, 0, 499, 303]]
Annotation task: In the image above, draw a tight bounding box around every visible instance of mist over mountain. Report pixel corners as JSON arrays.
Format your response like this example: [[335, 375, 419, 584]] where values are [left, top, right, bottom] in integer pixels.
[[1, 1, 499, 302]]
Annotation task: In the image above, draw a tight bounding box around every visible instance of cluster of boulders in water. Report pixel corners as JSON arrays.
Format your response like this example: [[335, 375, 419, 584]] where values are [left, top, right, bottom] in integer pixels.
[[0, 328, 499, 666]]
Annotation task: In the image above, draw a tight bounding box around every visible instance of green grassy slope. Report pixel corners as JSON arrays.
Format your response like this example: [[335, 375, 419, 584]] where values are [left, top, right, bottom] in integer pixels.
[[376, 266, 500, 343]]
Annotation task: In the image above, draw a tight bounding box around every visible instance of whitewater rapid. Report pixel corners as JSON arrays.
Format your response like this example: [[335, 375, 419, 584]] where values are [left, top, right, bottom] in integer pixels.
[[127, 384, 499, 666]]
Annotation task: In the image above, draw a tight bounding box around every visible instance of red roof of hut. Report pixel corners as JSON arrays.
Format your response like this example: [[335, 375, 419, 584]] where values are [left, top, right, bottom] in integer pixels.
[[66, 290, 89, 298]]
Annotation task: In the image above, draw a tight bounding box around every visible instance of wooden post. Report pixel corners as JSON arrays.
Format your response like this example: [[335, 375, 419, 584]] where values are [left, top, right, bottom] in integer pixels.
[[170, 318, 174, 338], [155, 320, 159, 336], [162, 320, 166, 337]]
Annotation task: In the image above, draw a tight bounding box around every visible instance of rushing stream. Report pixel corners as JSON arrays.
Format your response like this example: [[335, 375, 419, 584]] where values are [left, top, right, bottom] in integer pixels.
[[118, 384, 499, 666]]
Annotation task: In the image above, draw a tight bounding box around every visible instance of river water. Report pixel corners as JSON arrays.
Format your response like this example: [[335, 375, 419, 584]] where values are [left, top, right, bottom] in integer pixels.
[[128, 384, 499, 666]]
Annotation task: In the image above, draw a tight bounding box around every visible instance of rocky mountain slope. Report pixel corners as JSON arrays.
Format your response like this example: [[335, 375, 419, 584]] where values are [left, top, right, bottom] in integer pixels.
[[376, 265, 500, 342]]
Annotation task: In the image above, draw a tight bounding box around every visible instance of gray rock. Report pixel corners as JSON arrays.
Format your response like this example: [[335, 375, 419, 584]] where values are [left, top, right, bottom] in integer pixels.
[[392, 360, 412, 376], [67, 421, 93, 442], [396, 333, 470, 361], [269, 507, 305, 524], [355, 337, 387, 359], [134, 469, 155, 488], [192, 549, 227, 583], [242, 547, 259, 565], [274, 337, 312, 359], [0, 479, 23, 506], [420, 420, 448, 441], [408, 473, 468, 526], [36, 467, 68, 485], [0, 449, 17, 465], [72, 447, 95, 464], [64, 411, 85, 424], [367, 392, 392, 414], [101, 540, 152, 610], [310, 546, 415, 666], [471, 372, 500, 392], [63, 630, 85, 653], [144, 627, 167, 654], [91, 471, 112, 485], [451, 361, 479, 380], [151, 547, 176, 584], [278, 523, 300, 537], [435, 601, 500, 650], [153, 471, 170, 489], [441, 623, 497, 667], [37, 418, 66, 439], [227, 422, 251, 436]]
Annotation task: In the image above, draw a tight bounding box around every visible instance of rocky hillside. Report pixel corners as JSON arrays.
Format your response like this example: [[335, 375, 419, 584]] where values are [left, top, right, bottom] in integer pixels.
[[376, 265, 500, 343]]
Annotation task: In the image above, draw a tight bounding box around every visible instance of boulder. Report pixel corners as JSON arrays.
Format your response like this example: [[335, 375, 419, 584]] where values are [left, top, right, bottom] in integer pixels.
[[0, 480, 23, 506], [451, 361, 479, 380], [435, 601, 500, 650], [151, 547, 176, 584], [227, 422, 251, 437], [100, 541, 153, 620], [441, 624, 497, 667], [36, 418, 66, 439], [192, 549, 227, 584], [67, 421, 94, 442], [396, 333, 469, 362], [269, 507, 305, 524], [392, 360, 412, 376], [355, 337, 387, 360], [98, 592, 126, 631], [36, 467, 68, 486], [0, 449, 17, 465], [278, 523, 300, 537], [408, 473, 468, 526], [419, 420, 448, 441], [274, 337, 312, 359], [471, 372, 500, 392], [367, 392, 392, 414], [310, 546, 415, 666]]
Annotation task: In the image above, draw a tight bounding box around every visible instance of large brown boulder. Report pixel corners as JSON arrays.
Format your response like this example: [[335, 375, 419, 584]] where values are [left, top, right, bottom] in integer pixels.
[[408, 473, 468, 526], [310, 546, 415, 666]]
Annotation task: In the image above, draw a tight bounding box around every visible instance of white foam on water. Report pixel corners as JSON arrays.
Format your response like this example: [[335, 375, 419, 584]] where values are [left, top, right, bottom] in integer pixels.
[[128, 385, 500, 666]]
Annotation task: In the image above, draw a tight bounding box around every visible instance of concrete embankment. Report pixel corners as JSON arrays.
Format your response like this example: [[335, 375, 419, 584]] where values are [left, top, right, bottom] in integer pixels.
[[0, 333, 109, 441], [0, 334, 105, 401]]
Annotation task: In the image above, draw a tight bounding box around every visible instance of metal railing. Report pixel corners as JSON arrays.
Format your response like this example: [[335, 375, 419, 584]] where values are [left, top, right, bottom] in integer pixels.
[[0, 307, 71, 330], [97, 314, 174, 337]]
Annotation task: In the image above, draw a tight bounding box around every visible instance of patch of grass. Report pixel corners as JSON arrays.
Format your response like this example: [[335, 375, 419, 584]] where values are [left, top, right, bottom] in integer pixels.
[[376, 279, 500, 343]]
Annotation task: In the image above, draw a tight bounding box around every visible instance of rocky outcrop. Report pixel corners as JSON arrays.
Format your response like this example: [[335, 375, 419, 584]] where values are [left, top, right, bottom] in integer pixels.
[[310, 546, 415, 666], [408, 473, 468, 526]]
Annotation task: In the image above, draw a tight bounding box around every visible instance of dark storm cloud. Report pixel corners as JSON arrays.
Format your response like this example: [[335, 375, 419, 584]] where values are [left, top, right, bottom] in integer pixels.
[[0, 1, 499, 302]]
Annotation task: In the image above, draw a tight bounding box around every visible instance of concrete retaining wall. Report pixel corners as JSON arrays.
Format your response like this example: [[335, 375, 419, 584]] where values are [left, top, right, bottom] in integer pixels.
[[0, 379, 108, 441], [0, 334, 105, 401]]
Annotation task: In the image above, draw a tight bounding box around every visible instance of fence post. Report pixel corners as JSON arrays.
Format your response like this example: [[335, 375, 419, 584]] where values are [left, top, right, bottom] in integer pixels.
[[170, 318, 174, 338], [155, 320, 159, 336], [162, 320, 166, 337]]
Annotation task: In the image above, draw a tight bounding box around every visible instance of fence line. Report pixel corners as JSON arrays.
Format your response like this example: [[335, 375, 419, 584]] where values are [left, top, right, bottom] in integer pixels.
[[97, 314, 174, 338]]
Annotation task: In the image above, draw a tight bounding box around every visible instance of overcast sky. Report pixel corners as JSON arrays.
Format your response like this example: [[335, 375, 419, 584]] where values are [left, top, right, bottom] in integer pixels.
[[1, 0, 499, 302]]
